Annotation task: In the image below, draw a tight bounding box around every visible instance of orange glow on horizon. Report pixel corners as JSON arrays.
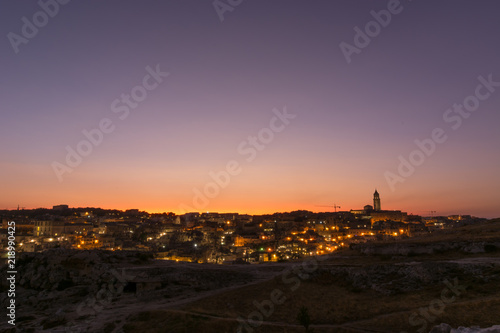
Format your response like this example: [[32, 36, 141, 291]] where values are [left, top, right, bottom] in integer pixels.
[[3, 166, 498, 219]]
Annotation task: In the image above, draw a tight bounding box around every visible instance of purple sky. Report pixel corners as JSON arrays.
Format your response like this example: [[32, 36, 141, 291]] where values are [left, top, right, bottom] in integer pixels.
[[1, 0, 499, 217]]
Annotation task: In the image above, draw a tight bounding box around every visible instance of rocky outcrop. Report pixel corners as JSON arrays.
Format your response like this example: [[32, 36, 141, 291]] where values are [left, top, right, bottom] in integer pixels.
[[0, 249, 257, 331], [314, 260, 500, 295], [2, 249, 144, 293], [353, 241, 500, 256], [430, 323, 500, 333]]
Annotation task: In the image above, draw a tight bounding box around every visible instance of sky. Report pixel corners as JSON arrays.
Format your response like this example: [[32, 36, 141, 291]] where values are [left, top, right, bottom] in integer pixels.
[[1, 0, 499, 218]]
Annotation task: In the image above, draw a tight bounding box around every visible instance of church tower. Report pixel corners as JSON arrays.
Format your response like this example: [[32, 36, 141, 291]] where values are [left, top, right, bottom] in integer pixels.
[[373, 189, 381, 211]]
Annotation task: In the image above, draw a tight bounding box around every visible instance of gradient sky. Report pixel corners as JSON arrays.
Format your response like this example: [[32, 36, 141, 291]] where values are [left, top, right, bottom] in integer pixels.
[[1, 0, 499, 217]]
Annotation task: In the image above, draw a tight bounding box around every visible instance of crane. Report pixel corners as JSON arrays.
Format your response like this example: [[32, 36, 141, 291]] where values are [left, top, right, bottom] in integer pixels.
[[316, 203, 341, 212], [417, 210, 437, 217]]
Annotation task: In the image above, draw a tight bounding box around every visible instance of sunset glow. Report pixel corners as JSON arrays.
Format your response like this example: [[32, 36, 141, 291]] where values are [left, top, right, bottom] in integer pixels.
[[1, 1, 499, 218]]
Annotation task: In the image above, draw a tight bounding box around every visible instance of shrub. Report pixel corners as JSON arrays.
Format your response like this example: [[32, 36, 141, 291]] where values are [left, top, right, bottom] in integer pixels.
[[297, 306, 311, 331], [485, 244, 498, 253]]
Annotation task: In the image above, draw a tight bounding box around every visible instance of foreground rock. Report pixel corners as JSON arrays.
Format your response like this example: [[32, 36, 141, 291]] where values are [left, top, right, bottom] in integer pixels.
[[353, 240, 500, 256], [431, 323, 500, 333]]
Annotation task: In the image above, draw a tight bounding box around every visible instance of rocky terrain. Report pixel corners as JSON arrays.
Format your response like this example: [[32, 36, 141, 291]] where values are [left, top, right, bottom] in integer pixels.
[[316, 258, 500, 295], [353, 240, 500, 256], [0, 249, 281, 332], [2, 219, 500, 332], [430, 323, 500, 333]]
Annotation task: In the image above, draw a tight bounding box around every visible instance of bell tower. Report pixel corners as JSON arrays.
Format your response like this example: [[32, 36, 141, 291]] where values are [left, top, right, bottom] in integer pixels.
[[373, 189, 381, 211]]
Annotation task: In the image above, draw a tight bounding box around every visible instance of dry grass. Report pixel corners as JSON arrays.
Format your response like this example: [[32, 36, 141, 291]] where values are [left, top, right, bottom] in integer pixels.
[[182, 270, 499, 317], [122, 280, 500, 332], [122, 310, 239, 333]]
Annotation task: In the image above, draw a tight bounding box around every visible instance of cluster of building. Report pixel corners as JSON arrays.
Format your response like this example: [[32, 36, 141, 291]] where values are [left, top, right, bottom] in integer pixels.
[[0, 191, 484, 264]]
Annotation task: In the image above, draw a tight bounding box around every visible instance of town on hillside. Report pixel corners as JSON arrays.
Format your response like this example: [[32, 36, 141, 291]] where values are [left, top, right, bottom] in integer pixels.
[[1, 191, 484, 264]]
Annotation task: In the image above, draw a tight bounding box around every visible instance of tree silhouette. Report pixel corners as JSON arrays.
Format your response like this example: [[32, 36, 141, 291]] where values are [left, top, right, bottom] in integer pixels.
[[297, 306, 311, 332]]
